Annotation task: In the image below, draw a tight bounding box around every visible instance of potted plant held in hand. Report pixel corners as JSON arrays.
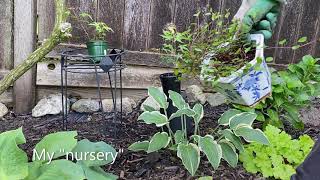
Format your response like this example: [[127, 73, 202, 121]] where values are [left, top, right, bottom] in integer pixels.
[[161, 10, 271, 107], [80, 13, 113, 62]]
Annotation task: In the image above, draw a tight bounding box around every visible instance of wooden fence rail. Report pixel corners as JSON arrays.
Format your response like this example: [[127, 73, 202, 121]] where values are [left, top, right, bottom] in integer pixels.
[[0, 0, 320, 111]]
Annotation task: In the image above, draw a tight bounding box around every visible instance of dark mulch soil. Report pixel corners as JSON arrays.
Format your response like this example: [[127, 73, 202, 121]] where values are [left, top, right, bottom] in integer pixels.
[[1, 102, 319, 180]]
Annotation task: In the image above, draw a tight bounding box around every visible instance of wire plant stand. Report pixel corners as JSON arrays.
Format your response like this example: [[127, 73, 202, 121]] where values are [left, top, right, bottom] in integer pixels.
[[60, 48, 126, 135]]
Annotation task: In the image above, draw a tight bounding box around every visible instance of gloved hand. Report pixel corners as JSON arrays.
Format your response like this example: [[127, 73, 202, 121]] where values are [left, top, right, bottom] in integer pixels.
[[234, 0, 286, 40]]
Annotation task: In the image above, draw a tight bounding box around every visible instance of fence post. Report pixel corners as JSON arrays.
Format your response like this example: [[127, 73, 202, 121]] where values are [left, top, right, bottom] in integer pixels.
[[13, 0, 37, 113]]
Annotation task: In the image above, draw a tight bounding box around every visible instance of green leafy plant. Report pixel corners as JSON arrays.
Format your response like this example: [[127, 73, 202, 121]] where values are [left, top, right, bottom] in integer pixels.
[[236, 55, 320, 129], [79, 12, 113, 41], [239, 125, 314, 180], [128, 87, 269, 176], [161, 10, 255, 81], [0, 128, 117, 180]]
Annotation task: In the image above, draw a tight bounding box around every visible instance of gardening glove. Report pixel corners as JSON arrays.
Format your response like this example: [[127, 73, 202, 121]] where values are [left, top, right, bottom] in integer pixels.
[[234, 0, 286, 40]]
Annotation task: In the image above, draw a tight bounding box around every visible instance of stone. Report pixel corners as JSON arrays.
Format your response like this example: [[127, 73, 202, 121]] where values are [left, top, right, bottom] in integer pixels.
[[71, 99, 100, 113], [205, 93, 226, 107], [102, 97, 136, 114], [185, 85, 206, 104], [0, 103, 9, 118], [300, 105, 320, 126], [32, 94, 69, 117], [141, 96, 160, 111]]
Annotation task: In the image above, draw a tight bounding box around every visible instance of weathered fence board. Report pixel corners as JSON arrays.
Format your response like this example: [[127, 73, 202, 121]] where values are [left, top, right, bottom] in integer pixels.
[[67, 0, 98, 43], [274, 0, 304, 64], [147, 0, 175, 49], [37, 86, 147, 103], [98, 0, 125, 48], [174, 0, 198, 32], [13, 0, 37, 112], [0, 0, 13, 70], [292, 0, 320, 62], [37, 0, 55, 41], [37, 61, 172, 89], [123, 0, 152, 51]]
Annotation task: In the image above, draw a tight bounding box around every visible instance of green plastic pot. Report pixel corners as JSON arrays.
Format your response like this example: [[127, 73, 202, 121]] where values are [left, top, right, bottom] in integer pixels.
[[86, 40, 108, 63]]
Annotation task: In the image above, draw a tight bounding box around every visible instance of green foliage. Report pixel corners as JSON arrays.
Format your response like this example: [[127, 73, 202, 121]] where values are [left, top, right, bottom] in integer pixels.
[[0, 128, 117, 180], [161, 10, 253, 80], [236, 55, 320, 129], [239, 125, 314, 180], [79, 13, 113, 41], [129, 87, 269, 176]]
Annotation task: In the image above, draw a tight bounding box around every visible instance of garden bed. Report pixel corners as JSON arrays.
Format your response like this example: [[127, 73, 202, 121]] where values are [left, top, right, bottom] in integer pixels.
[[1, 102, 319, 180]]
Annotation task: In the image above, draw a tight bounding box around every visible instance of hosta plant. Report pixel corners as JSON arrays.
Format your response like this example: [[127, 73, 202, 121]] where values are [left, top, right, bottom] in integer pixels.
[[129, 87, 269, 176], [235, 55, 320, 129], [0, 128, 117, 180], [239, 125, 314, 180]]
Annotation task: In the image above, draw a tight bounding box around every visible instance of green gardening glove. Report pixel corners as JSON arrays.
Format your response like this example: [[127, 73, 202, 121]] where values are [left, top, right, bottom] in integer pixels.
[[234, 0, 286, 40]]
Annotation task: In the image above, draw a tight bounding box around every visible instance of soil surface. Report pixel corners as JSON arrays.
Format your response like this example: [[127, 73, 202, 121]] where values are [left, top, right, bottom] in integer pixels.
[[1, 102, 319, 180]]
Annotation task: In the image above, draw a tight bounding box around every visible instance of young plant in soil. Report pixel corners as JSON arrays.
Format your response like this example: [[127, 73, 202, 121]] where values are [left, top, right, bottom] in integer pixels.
[[78, 12, 113, 41], [0, 128, 118, 180], [235, 55, 320, 129], [128, 87, 270, 176], [161, 10, 256, 82], [239, 125, 314, 180]]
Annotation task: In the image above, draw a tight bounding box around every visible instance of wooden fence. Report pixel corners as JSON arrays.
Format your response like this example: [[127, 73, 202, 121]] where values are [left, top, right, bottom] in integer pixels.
[[0, 0, 320, 111]]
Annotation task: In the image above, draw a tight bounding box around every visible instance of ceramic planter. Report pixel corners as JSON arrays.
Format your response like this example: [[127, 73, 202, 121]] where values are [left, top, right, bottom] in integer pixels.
[[202, 34, 271, 106], [86, 40, 108, 63]]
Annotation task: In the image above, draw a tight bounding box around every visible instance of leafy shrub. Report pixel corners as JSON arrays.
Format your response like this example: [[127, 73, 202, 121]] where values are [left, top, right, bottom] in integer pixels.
[[239, 125, 314, 180], [0, 128, 117, 180], [161, 10, 254, 80], [235, 55, 320, 129], [129, 87, 269, 176]]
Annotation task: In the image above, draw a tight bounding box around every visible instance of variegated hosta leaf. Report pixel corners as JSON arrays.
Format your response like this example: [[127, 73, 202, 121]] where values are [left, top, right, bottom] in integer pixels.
[[169, 108, 195, 120], [198, 176, 213, 180], [36, 160, 85, 180], [0, 128, 28, 180], [138, 111, 168, 127], [219, 140, 238, 168], [229, 112, 257, 130], [148, 87, 169, 109], [177, 143, 200, 176], [234, 125, 270, 145], [198, 135, 222, 169], [218, 109, 242, 125], [193, 104, 204, 124], [174, 130, 184, 144], [128, 141, 149, 152], [147, 132, 171, 153], [169, 90, 189, 109], [220, 129, 244, 152], [143, 104, 156, 112], [34, 131, 78, 162]]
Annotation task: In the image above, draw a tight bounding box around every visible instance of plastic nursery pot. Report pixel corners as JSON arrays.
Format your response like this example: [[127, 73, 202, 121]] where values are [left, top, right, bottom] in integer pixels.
[[159, 73, 194, 134], [201, 34, 272, 107], [86, 40, 108, 63]]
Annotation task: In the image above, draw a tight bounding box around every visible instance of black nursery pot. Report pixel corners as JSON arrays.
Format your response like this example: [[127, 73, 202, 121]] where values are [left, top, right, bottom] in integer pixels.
[[159, 73, 194, 134]]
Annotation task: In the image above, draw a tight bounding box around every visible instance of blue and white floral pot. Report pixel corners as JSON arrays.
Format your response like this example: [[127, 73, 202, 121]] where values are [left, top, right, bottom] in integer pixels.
[[201, 34, 271, 106]]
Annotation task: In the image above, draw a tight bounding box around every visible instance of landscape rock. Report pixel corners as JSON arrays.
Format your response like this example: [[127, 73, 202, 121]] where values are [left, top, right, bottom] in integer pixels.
[[71, 99, 100, 113], [32, 94, 69, 117], [300, 104, 320, 126], [185, 85, 206, 104], [205, 93, 226, 107], [102, 97, 136, 114], [0, 103, 9, 118], [141, 96, 160, 111]]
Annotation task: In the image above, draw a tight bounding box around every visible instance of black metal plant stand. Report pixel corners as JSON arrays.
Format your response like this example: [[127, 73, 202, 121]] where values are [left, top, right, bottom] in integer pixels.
[[60, 48, 126, 135]]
